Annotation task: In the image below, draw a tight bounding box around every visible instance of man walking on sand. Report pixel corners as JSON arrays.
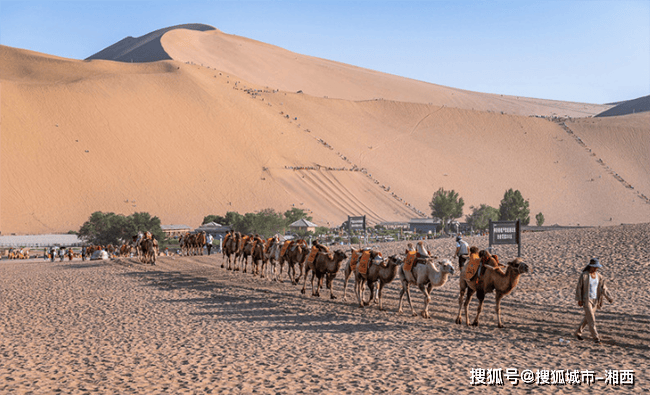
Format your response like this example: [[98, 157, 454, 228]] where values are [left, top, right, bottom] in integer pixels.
[[575, 258, 613, 344], [206, 233, 214, 255]]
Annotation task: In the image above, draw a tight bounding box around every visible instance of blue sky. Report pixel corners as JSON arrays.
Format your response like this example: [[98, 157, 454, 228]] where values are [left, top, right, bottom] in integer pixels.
[[1, 0, 648, 104]]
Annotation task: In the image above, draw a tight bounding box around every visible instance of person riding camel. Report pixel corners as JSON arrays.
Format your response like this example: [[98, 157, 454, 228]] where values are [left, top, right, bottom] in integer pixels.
[[464, 246, 481, 282], [416, 241, 431, 258], [403, 242, 419, 280], [478, 249, 506, 277]]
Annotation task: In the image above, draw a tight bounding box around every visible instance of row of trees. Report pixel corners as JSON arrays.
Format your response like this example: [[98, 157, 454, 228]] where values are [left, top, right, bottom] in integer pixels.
[[78, 212, 165, 246], [76, 208, 319, 250], [429, 187, 544, 232], [203, 207, 319, 238]]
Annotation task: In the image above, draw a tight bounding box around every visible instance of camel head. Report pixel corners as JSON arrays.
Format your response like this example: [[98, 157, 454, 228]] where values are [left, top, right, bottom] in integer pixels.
[[333, 250, 348, 262], [507, 258, 529, 274], [386, 255, 403, 267], [437, 259, 455, 275]]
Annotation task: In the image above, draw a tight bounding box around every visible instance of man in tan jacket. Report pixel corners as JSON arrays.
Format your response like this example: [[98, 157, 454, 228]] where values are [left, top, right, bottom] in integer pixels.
[[575, 258, 613, 344]]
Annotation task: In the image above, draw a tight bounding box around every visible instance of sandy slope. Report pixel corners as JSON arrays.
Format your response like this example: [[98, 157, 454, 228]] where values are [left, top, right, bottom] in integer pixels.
[[1, 25, 648, 234], [1, 224, 648, 393], [162, 28, 611, 117]]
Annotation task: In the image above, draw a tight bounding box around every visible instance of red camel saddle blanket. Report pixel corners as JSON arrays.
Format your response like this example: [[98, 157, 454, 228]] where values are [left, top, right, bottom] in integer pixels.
[[349, 250, 361, 271], [264, 238, 273, 253], [358, 251, 372, 275], [464, 255, 481, 281], [280, 240, 291, 256], [404, 251, 417, 271], [307, 247, 319, 264]]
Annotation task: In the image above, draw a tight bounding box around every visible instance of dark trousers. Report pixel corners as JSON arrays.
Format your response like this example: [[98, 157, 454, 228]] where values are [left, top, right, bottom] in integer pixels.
[[458, 255, 467, 269]]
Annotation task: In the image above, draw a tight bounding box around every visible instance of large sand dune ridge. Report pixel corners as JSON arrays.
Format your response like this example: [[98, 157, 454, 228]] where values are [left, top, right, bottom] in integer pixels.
[[1, 25, 649, 234]]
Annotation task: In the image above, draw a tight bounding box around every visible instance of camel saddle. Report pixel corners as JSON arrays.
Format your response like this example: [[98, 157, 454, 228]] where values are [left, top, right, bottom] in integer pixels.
[[349, 250, 361, 271], [358, 250, 372, 275], [307, 246, 320, 265], [264, 238, 273, 253], [464, 253, 481, 281], [280, 240, 292, 256], [404, 251, 417, 272]]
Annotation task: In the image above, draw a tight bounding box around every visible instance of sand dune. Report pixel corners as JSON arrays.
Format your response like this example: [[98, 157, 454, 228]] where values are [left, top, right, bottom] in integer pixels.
[[1, 25, 648, 234], [86, 23, 216, 63], [596, 95, 650, 117], [161, 28, 611, 117]]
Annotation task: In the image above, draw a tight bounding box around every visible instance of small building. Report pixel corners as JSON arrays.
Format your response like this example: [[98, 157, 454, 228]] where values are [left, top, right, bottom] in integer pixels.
[[408, 218, 442, 234], [288, 218, 318, 233], [194, 222, 231, 238], [161, 224, 192, 239]]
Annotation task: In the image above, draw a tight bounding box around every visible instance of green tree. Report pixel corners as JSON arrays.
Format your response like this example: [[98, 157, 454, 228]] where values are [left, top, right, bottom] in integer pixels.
[[284, 207, 313, 226], [230, 209, 286, 237], [78, 211, 166, 247], [127, 212, 165, 245], [499, 189, 531, 225], [429, 188, 464, 233], [252, 208, 286, 237], [536, 212, 545, 226], [225, 211, 245, 229], [202, 215, 228, 225], [465, 204, 500, 231], [314, 226, 330, 236], [78, 211, 128, 246]]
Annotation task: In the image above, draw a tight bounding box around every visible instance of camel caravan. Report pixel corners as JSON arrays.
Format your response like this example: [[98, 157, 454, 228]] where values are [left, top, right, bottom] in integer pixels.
[[78, 230, 161, 264], [218, 230, 530, 327]]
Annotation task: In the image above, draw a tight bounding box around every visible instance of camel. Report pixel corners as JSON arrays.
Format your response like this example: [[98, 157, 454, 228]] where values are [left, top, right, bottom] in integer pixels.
[[342, 248, 383, 301], [263, 236, 282, 280], [195, 231, 207, 255], [250, 240, 266, 277], [140, 238, 156, 265], [301, 250, 347, 298], [235, 235, 252, 271], [223, 232, 240, 270], [397, 258, 455, 318], [280, 240, 308, 284], [455, 256, 529, 328], [355, 255, 402, 310], [239, 236, 256, 273]]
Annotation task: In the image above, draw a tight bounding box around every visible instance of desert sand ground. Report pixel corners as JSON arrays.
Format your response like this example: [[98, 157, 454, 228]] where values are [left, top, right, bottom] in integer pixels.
[[1, 224, 648, 393]]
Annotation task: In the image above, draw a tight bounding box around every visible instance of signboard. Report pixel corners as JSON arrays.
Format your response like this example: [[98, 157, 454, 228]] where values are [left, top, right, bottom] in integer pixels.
[[348, 215, 366, 232], [489, 220, 521, 256]]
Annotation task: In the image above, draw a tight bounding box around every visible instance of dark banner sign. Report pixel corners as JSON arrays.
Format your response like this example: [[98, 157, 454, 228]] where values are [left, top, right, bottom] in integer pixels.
[[489, 221, 520, 245], [348, 215, 366, 232], [489, 219, 522, 257]]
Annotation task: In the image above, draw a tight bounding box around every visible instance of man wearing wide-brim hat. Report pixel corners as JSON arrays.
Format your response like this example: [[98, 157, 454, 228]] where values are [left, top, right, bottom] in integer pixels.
[[574, 258, 614, 344]]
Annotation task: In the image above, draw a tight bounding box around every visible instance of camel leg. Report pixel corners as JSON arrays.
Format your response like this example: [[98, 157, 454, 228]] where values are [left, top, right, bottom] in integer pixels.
[[495, 292, 505, 328], [378, 283, 385, 310], [419, 283, 432, 319], [300, 266, 310, 294], [288, 262, 296, 285], [463, 288, 475, 326], [405, 283, 417, 316], [296, 262, 304, 284], [312, 273, 320, 297], [327, 274, 337, 300], [342, 266, 352, 301], [455, 284, 466, 325], [472, 289, 486, 327], [368, 281, 376, 305], [356, 277, 365, 308], [398, 282, 406, 313]]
